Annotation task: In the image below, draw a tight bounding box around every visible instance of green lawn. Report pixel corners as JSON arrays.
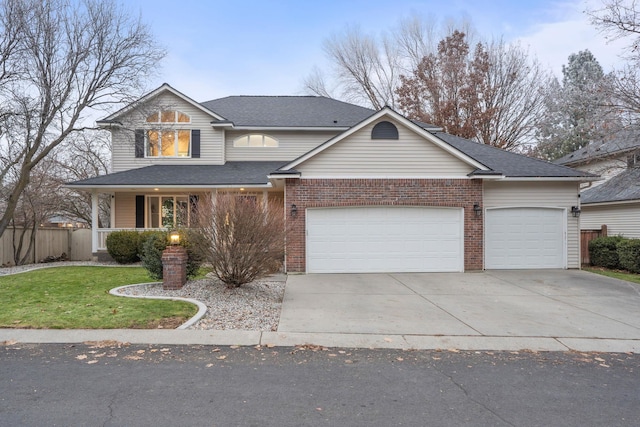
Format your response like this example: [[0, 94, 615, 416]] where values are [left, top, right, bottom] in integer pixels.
[[584, 267, 640, 285], [0, 266, 197, 329]]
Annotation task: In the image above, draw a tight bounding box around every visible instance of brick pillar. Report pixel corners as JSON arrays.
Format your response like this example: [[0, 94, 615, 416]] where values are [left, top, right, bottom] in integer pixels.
[[161, 246, 188, 290]]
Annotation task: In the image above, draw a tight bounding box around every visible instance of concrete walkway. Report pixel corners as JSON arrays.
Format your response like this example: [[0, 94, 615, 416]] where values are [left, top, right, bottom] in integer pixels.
[[2, 270, 640, 352]]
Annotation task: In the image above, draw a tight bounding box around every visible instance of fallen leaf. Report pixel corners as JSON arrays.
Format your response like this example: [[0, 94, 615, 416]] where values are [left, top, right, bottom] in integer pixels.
[[136, 350, 145, 354], [230, 345, 240, 349], [212, 348, 221, 353], [159, 348, 170, 352], [206, 363, 214, 368], [396, 357, 404, 362], [448, 348, 460, 353], [594, 357, 606, 362], [76, 355, 88, 360], [599, 363, 610, 368], [328, 354, 337, 357], [344, 359, 353, 364], [217, 355, 227, 360], [1, 340, 18, 346], [266, 343, 275, 348], [87, 360, 98, 365]]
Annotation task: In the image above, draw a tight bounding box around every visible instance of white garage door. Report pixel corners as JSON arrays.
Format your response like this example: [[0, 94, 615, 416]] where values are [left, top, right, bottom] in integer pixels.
[[306, 206, 463, 273], [485, 207, 565, 269]]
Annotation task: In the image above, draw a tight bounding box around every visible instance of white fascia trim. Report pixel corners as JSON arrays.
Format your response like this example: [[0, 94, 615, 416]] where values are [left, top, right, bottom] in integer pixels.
[[267, 174, 301, 179], [469, 174, 505, 180], [66, 184, 273, 191], [101, 83, 225, 122], [297, 175, 473, 180], [281, 108, 489, 172], [582, 199, 640, 207], [229, 126, 350, 131]]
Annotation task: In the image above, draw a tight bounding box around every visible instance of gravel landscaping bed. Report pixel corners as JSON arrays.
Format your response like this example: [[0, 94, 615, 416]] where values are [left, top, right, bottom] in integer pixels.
[[114, 275, 286, 331]]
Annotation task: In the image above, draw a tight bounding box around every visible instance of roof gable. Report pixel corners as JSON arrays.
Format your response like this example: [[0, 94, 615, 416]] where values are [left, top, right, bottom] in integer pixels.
[[98, 83, 224, 124], [282, 107, 488, 173], [555, 130, 640, 166], [582, 167, 640, 204]]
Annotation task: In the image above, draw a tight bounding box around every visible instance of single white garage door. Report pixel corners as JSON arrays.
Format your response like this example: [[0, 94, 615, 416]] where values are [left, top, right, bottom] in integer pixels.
[[306, 206, 463, 273], [485, 207, 565, 269]]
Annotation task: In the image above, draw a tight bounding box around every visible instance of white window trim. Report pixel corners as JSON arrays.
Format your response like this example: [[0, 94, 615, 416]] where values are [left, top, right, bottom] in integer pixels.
[[145, 129, 192, 158], [145, 195, 193, 229], [233, 133, 279, 148], [146, 110, 191, 124]]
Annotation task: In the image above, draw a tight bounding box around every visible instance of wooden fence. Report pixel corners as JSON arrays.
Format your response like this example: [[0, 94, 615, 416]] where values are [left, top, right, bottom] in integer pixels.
[[580, 225, 608, 265], [0, 227, 92, 266]]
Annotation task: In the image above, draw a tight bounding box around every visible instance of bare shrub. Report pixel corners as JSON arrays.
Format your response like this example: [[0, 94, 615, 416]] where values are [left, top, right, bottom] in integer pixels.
[[195, 194, 287, 288]]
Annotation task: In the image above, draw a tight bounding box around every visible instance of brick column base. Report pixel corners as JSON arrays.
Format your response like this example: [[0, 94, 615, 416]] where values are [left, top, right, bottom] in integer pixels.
[[161, 246, 188, 290]]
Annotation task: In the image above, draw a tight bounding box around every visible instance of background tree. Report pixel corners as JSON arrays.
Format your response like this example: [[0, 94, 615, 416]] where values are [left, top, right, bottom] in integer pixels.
[[534, 50, 613, 160], [396, 31, 548, 150], [53, 131, 112, 228], [0, 0, 165, 240], [303, 15, 475, 109]]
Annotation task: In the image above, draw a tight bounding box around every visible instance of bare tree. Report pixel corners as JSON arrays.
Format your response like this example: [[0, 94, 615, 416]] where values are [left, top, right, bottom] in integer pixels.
[[195, 194, 287, 288], [54, 131, 112, 228], [588, 0, 640, 59], [302, 14, 474, 109], [0, 0, 165, 240], [396, 31, 549, 150]]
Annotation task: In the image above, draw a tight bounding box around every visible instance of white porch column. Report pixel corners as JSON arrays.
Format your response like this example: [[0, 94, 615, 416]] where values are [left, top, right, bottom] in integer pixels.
[[91, 190, 99, 253], [262, 189, 268, 211], [110, 193, 116, 228]]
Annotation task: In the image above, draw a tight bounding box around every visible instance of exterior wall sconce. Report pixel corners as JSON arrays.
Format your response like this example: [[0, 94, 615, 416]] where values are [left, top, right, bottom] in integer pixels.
[[571, 206, 581, 218], [169, 230, 181, 245], [290, 204, 298, 218], [473, 203, 482, 217]]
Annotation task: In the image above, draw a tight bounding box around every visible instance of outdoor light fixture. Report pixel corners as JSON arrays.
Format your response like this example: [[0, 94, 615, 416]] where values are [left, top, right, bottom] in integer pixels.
[[571, 206, 581, 218], [169, 231, 180, 245], [473, 203, 482, 217], [291, 204, 298, 218]]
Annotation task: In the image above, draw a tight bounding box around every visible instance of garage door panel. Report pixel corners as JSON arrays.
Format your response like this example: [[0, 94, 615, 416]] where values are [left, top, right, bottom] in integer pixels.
[[485, 208, 564, 269], [307, 207, 463, 273]]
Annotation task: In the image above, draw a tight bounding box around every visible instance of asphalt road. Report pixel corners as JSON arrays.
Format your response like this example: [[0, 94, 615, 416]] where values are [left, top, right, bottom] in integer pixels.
[[1, 343, 638, 426]]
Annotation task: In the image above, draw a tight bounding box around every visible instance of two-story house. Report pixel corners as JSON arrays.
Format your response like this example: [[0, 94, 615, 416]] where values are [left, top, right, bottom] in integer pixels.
[[69, 84, 595, 273], [555, 131, 640, 238]]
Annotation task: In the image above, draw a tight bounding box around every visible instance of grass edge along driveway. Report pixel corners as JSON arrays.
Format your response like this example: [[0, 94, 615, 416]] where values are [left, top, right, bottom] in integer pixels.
[[0, 266, 197, 329]]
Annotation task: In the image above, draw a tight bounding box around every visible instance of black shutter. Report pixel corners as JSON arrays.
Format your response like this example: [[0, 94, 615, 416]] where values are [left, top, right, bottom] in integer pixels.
[[191, 129, 200, 158], [135, 195, 145, 228], [134, 129, 145, 158]]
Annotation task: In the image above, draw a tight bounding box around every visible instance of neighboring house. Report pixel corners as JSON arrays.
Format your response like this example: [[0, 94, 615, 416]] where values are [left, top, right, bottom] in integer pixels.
[[68, 83, 595, 273], [555, 131, 640, 238]]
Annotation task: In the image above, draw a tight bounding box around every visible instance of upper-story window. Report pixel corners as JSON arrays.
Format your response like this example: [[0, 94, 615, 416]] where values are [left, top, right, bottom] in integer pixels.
[[371, 121, 399, 139], [233, 134, 279, 147], [144, 110, 192, 157], [146, 110, 190, 123]]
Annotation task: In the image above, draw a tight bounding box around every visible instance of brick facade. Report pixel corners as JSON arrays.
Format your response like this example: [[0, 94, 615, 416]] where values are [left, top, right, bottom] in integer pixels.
[[161, 246, 188, 290], [285, 178, 483, 272]]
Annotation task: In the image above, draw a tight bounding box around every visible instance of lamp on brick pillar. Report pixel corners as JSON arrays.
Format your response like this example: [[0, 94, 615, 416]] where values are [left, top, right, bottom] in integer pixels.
[[162, 231, 187, 290]]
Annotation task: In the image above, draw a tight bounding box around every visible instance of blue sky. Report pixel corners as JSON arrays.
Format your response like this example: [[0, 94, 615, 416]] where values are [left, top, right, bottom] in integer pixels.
[[127, 0, 626, 101]]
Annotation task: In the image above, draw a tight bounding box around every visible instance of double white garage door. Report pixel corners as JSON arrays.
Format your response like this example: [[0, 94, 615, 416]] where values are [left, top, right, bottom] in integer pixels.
[[306, 206, 565, 273]]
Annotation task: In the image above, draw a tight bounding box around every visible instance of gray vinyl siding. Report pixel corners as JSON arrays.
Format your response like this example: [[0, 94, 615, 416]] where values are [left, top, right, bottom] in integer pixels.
[[581, 203, 640, 238], [575, 158, 625, 188], [483, 181, 581, 269], [224, 130, 337, 161], [111, 92, 224, 172], [296, 118, 474, 178], [114, 193, 136, 228]]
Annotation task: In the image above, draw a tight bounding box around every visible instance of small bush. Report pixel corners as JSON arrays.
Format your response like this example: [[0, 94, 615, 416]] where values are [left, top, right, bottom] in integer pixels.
[[106, 231, 141, 264], [140, 231, 168, 280], [589, 236, 625, 269], [617, 239, 640, 273], [139, 229, 204, 280]]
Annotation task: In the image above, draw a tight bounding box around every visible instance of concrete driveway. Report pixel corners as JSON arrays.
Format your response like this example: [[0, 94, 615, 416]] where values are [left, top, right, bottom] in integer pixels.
[[277, 270, 640, 352]]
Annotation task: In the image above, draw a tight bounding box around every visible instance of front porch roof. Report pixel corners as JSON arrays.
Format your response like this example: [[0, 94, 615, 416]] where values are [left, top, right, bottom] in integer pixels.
[[66, 161, 287, 189]]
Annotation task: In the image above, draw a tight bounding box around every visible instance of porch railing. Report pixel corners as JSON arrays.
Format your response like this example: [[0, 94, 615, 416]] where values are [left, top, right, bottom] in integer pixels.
[[97, 228, 165, 251]]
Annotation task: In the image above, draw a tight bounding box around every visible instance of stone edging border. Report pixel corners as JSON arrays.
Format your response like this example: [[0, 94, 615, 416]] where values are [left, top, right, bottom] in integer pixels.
[[109, 284, 207, 330]]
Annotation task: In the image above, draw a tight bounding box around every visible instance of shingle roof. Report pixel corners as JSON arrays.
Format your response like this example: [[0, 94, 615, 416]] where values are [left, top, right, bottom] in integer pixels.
[[432, 132, 594, 178], [581, 167, 640, 204], [554, 130, 640, 166], [200, 96, 376, 128], [68, 162, 287, 187]]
